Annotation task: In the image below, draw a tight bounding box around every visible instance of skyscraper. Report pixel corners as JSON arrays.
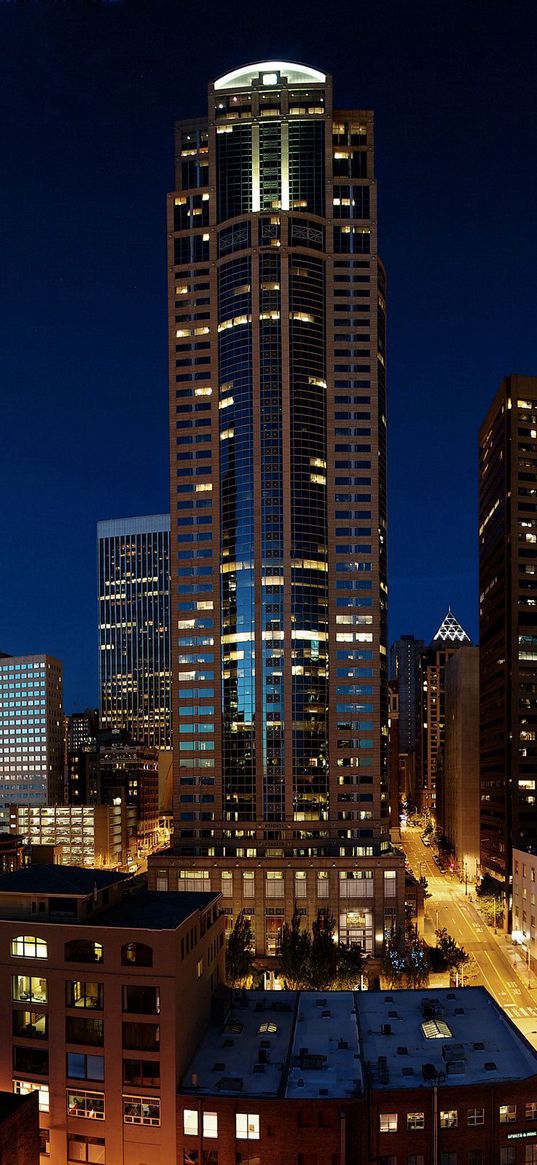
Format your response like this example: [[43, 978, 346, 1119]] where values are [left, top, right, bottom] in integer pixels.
[[390, 634, 424, 755], [98, 515, 171, 750], [0, 654, 63, 821], [418, 609, 471, 822], [154, 61, 404, 957], [479, 376, 537, 904]]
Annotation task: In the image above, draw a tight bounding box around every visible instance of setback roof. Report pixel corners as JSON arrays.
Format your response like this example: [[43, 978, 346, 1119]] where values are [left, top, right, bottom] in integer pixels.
[[83, 890, 220, 931]]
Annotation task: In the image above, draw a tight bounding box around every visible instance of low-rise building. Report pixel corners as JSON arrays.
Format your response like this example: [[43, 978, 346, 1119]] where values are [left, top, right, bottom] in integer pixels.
[[513, 847, 537, 976], [0, 866, 224, 1164], [10, 804, 133, 869]]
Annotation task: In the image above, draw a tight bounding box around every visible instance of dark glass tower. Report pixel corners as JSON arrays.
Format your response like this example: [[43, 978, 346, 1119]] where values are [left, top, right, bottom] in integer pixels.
[[157, 62, 404, 958]]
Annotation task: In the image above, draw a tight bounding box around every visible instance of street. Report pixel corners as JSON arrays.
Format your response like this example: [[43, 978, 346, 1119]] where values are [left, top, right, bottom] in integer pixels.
[[401, 826, 537, 1050]]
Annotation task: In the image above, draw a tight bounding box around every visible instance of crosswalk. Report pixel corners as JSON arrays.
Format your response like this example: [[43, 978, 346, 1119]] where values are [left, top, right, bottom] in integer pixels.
[[503, 1004, 537, 1018]]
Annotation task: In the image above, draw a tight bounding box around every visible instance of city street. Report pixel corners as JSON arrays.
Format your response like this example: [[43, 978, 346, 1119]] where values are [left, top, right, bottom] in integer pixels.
[[401, 826, 537, 1049]]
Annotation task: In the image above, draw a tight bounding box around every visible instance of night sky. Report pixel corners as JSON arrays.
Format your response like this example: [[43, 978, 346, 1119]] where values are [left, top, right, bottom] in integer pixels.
[[2, 0, 536, 711]]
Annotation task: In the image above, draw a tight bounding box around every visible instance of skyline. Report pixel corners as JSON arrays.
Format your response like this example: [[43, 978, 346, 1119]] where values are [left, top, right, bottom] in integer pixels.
[[2, 0, 537, 710]]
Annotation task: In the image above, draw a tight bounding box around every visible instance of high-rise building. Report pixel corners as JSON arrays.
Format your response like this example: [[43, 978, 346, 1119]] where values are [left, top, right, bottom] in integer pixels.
[[417, 610, 471, 822], [443, 646, 480, 884], [479, 376, 537, 902], [98, 515, 171, 749], [0, 655, 64, 821], [390, 634, 424, 755], [153, 60, 405, 959], [65, 709, 98, 754]]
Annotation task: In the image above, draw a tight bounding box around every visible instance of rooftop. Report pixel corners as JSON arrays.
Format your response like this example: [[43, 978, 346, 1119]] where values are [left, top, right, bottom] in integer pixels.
[[0, 865, 124, 897], [84, 890, 220, 931], [432, 607, 471, 645], [182, 990, 362, 1100], [358, 987, 537, 1089]]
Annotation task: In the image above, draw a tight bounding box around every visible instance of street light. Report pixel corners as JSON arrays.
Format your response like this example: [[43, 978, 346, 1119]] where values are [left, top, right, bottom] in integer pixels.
[[464, 861, 468, 896]]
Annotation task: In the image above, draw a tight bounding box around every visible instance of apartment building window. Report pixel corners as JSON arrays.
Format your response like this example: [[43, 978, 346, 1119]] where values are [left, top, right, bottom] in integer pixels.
[[499, 1105, 517, 1123], [67, 1134, 105, 1162], [221, 871, 233, 897], [265, 872, 284, 897], [236, 1113, 260, 1139], [39, 1128, 50, 1157], [67, 1090, 105, 1120], [526, 1102, 537, 1119], [384, 870, 397, 897], [203, 1111, 218, 1138], [65, 940, 103, 965], [317, 871, 329, 898], [295, 872, 307, 898], [122, 1022, 160, 1051], [13, 1079, 49, 1112], [67, 1054, 104, 1082], [12, 975, 47, 1003], [123, 1095, 161, 1126], [467, 1108, 485, 1126], [12, 1008, 47, 1039], [11, 935, 47, 959], [66, 981, 103, 1010], [242, 871, 255, 898], [407, 1112, 424, 1130], [66, 1017, 104, 1046], [121, 942, 153, 967], [379, 1113, 397, 1132], [440, 1110, 458, 1128], [122, 985, 160, 1014], [123, 1059, 160, 1088], [184, 1108, 198, 1135], [439, 1155, 457, 1165], [499, 1150, 515, 1165]]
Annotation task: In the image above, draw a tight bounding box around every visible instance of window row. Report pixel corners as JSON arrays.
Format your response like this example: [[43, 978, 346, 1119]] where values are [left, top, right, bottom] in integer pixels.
[[10, 937, 153, 966], [184, 1109, 259, 1139], [379, 1103, 537, 1132]]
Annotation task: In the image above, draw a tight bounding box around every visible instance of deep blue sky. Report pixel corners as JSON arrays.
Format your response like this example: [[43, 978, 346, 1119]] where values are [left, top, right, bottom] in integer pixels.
[[1, 0, 536, 711]]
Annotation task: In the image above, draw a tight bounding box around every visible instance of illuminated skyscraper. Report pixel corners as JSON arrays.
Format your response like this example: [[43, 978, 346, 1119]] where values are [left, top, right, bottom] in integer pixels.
[[98, 515, 171, 750], [153, 62, 404, 957], [0, 654, 63, 819]]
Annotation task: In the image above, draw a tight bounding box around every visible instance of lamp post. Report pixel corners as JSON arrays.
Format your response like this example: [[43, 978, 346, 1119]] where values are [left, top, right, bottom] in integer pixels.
[[464, 861, 468, 896]]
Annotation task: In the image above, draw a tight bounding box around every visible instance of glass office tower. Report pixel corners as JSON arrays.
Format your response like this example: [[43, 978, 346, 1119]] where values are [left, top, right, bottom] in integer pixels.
[[155, 62, 404, 957], [0, 654, 64, 818], [98, 515, 171, 750]]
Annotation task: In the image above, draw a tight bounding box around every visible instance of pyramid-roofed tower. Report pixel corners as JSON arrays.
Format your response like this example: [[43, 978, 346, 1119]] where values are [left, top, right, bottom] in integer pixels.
[[432, 608, 472, 645]]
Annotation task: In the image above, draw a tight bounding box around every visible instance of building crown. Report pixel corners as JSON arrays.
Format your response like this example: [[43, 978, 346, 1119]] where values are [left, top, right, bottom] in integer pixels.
[[432, 607, 471, 644]]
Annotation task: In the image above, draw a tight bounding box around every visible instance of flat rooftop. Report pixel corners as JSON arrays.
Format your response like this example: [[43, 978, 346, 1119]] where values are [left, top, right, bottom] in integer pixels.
[[358, 987, 537, 1089], [84, 890, 220, 931], [182, 990, 362, 1100], [0, 866, 125, 896]]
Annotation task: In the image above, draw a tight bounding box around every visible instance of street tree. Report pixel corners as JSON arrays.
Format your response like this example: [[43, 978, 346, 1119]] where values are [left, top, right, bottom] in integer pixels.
[[279, 907, 312, 989], [434, 927, 469, 973], [226, 909, 254, 987]]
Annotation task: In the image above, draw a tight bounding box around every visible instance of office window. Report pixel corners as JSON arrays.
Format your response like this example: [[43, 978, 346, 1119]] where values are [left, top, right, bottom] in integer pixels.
[[123, 1095, 160, 1126], [467, 1108, 485, 1126], [407, 1112, 424, 1130], [236, 1113, 260, 1139], [379, 1113, 397, 1132], [526, 1102, 537, 1119], [499, 1105, 517, 1124], [67, 1134, 105, 1163], [122, 985, 160, 1014], [11, 935, 47, 959], [440, 1110, 458, 1128], [67, 1090, 105, 1120]]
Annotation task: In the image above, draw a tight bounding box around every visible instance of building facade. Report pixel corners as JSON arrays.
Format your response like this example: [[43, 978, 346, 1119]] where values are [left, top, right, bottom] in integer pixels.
[[67, 732, 160, 858], [0, 655, 64, 823], [98, 515, 171, 750], [418, 610, 471, 823], [390, 634, 425, 755], [443, 646, 480, 885], [0, 866, 224, 1165], [156, 59, 405, 957], [10, 803, 133, 870], [479, 377, 537, 906]]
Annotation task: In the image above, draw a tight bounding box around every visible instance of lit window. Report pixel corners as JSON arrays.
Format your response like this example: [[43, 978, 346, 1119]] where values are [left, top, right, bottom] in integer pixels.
[[257, 1022, 278, 1035], [236, 1113, 260, 1139], [184, 1108, 199, 1136], [13, 1080, 49, 1112], [67, 1090, 105, 1120], [123, 1095, 160, 1126], [379, 1113, 397, 1132], [526, 1102, 537, 1119], [499, 1105, 517, 1124], [467, 1107, 485, 1126], [11, 936, 47, 960], [407, 1112, 425, 1130], [203, 1111, 218, 1138], [440, 1110, 457, 1128]]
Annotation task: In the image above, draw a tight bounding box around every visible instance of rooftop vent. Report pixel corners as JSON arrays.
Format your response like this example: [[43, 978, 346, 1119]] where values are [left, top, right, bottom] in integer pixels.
[[384, 996, 393, 1002], [484, 1061, 497, 1071], [422, 1063, 438, 1081], [442, 1043, 465, 1063], [319, 1088, 329, 1096], [213, 1062, 225, 1072], [473, 1042, 485, 1050], [446, 1059, 466, 1076], [397, 1046, 408, 1056], [316, 999, 327, 1008], [402, 1066, 414, 1077], [454, 1007, 465, 1015]]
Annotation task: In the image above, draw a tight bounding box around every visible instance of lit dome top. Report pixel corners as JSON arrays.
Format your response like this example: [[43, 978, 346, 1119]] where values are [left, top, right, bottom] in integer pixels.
[[214, 62, 326, 91]]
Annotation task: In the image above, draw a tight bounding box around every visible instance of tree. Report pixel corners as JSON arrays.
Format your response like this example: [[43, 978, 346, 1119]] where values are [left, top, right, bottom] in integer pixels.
[[434, 927, 469, 975], [381, 925, 407, 988], [334, 941, 365, 989], [226, 909, 254, 987], [308, 909, 338, 990], [406, 939, 430, 988], [279, 907, 312, 989]]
